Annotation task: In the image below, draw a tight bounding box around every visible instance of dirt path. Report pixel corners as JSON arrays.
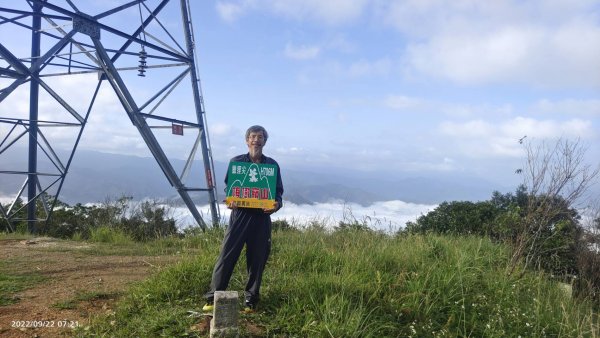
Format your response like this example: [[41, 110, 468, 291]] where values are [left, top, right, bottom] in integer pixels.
[[0, 238, 180, 338]]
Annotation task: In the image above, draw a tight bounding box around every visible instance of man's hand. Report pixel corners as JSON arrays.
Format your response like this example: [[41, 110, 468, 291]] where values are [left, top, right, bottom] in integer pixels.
[[263, 201, 279, 214], [226, 200, 238, 210]]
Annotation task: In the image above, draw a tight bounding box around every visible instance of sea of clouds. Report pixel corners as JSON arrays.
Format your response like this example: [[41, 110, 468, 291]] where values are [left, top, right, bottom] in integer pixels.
[[184, 200, 437, 233], [5, 194, 598, 235], [1, 194, 435, 232]]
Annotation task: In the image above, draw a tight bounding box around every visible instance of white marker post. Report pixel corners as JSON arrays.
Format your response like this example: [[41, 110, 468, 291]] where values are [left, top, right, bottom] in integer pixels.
[[210, 291, 239, 338]]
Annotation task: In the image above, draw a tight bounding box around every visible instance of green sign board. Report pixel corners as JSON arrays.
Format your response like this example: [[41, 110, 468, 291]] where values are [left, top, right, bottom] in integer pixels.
[[225, 161, 278, 209]]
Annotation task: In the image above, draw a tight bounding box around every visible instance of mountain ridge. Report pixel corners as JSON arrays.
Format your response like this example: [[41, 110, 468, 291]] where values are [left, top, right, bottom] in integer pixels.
[[0, 149, 511, 205]]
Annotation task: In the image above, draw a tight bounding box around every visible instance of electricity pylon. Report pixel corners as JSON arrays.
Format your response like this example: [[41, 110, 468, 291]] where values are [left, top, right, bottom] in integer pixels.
[[0, 0, 220, 232]]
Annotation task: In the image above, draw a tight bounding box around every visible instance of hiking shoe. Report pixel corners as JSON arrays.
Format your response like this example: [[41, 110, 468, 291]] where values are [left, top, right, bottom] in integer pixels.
[[202, 303, 214, 313], [243, 301, 256, 313]]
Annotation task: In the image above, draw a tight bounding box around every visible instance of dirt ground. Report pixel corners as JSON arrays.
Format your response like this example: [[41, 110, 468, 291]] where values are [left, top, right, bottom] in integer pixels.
[[0, 237, 180, 338]]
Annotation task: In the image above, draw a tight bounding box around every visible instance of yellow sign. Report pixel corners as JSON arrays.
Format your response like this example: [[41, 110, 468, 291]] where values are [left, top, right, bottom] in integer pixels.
[[224, 197, 276, 209]]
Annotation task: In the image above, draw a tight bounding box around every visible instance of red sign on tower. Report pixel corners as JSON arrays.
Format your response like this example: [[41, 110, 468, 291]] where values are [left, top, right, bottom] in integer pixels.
[[172, 123, 184, 135]]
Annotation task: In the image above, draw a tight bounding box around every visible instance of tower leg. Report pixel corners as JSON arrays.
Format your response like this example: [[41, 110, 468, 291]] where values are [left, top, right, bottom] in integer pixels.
[[27, 1, 42, 234]]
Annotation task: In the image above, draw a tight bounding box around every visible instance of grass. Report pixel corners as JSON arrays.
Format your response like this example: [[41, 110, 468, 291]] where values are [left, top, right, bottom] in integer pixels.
[[74, 232, 218, 257], [53, 290, 122, 310], [88, 226, 134, 245], [78, 227, 599, 337], [0, 233, 46, 306], [0, 261, 46, 306], [0, 231, 34, 241], [28, 230, 212, 257]]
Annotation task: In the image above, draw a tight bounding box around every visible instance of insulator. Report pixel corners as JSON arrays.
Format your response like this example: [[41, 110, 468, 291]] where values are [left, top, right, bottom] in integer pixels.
[[138, 49, 148, 77]]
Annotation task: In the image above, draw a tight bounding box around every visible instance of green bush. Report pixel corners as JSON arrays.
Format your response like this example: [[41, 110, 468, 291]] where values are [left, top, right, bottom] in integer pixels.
[[272, 219, 294, 232], [89, 226, 133, 244], [404, 187, 584, 277], [1, 196, 179, 242], [405, 200, 499, 236], [335, 220, 374, 233], [117, 200, 177, 241]]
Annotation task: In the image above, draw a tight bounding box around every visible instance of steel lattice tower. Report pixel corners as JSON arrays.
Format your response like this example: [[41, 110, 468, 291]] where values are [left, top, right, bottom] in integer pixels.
[[0, 0, 220, 231]]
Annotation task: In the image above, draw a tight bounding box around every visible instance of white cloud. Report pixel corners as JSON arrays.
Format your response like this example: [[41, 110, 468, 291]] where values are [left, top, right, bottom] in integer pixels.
[[347, 58, 392, 77], [384, 98, 514, 118], [0, 74, 139, 155], [402, 158, 459, 172], [439, 116, 595, 158], [284, 43, 320, 60], [215, 0, 369, 25], [210, 123, 234, 136], [177, 200, 436, 231], [324, 35, 357, 53], [500, 117, 593, 139], [380, 0, 597, 38], [216, 0, 252, 22], [534, 98, 600, 116], [275, 146, 303, 155], [318, 58, 393, 79], [267, 0, 369, 25], [405, 26, 539, 84], [440, 104, 497, 119], [385, 1, 600, 87], [440, 120, 494, 138], [0, 195, 16, 205], [384, 95, 422, 110], [272, 200, 436, 231]]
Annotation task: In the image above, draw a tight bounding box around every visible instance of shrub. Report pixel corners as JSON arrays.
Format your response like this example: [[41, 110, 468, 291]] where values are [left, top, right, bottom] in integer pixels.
[[405, 200, 499, 236], [89, 226, 133, 244], [334, 220, 372, 233], [404, 188, 585, 277], [272, 219, 294, 232], [117, 200, 177, 241], [2, 195, 180, 242]]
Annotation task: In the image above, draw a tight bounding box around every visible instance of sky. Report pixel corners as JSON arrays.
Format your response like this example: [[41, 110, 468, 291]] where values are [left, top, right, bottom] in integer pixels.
[[1, 0, 600, 227], [189, 0, 600, 183]]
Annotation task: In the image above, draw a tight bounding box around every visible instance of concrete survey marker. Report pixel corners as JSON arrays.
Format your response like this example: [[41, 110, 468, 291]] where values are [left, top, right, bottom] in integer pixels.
[[210, 291, 239, 338]]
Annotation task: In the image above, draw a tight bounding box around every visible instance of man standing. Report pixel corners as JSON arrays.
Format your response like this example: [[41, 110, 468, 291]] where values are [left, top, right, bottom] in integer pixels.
[[203, 125, 284, 312]]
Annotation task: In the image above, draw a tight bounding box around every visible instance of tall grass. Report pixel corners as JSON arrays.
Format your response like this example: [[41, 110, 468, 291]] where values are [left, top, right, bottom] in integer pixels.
[[88, 226, 133, 244], [82, 228, 598, 337]]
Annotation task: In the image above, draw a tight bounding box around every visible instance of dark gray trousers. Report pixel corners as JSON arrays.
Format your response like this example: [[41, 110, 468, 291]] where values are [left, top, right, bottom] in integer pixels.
[[205, 209, 271, 304]]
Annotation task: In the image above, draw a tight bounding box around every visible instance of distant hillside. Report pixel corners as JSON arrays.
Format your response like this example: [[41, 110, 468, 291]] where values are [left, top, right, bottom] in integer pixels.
[[1, 149, 510, 205]]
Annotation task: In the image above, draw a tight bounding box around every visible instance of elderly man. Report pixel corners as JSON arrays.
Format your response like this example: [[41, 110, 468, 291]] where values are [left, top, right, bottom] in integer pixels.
[[203, 125, 284, 312]]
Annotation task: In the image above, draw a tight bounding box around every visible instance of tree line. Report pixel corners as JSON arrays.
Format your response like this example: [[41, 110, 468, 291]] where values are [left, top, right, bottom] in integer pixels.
[[1, 196, 178, 241]]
